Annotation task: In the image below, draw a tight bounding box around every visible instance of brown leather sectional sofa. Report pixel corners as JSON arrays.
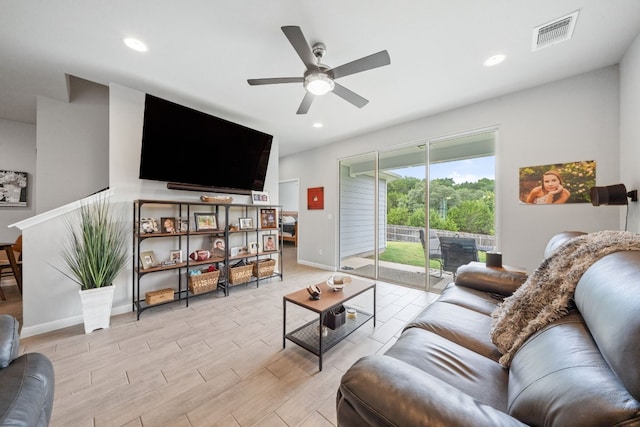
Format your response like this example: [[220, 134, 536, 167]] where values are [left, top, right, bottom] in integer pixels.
[[337, 231, 640, 426], [0, 315, 54, 426]]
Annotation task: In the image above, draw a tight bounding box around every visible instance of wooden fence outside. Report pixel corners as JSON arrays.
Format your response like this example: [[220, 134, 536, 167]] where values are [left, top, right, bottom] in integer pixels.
[[386, 225, 495, 251]]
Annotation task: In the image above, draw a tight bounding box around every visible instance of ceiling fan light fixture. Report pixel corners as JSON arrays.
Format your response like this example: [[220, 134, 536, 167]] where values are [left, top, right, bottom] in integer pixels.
[[123, 37, 148, 52], [304, 72, 334, 95]]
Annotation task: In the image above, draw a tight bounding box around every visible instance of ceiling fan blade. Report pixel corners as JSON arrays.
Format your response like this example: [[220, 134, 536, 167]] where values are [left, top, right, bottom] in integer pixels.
[[281, 26, 317, 71], [329, 50, 391, 79], [296, 92, 314, 114], [247, 77, 304, 85], [332, 83, 369, 108]]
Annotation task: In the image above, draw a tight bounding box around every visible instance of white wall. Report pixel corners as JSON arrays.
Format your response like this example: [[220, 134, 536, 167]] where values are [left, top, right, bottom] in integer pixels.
[[36, 77, 109, 213], [281, 66, 621, 274], [0, 119, 36, 242], [620, 33, 640, 233]]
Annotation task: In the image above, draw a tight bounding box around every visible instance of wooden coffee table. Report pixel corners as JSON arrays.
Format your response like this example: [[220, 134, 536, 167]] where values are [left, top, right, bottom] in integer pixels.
[[283, 278, 376, 371]]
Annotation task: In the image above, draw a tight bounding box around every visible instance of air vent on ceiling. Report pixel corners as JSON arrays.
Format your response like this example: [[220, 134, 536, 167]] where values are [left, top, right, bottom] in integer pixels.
[[532, 10, 579, 51]]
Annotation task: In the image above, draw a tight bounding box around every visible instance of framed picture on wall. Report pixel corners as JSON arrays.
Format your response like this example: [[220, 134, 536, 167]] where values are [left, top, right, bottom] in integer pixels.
[[307, 186, 324, 210], [518, 160, 595, 204], [0, 170, 28, 207]]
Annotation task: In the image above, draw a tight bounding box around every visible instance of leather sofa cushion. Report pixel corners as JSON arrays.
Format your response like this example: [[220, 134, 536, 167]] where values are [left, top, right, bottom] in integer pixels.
[[0, 315, 19, 368], [338, 354, 525, 427], [455, 264, 527, 296], [575, 251, 640, 398], [508, 312, 640, 426], [386, 328, 509, 411], [436, 282, 504, 316], [406, 299, 502, 361]]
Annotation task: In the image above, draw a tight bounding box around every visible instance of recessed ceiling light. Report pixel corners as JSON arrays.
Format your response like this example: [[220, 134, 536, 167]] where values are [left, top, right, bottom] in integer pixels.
[[313, 122, 324, 128], [483, 54, 506, 67], [123, 37, 148, 52]]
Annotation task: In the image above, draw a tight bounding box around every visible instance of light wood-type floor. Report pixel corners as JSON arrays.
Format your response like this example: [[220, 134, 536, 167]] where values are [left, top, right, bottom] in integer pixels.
[[12, 245, 439, 427]]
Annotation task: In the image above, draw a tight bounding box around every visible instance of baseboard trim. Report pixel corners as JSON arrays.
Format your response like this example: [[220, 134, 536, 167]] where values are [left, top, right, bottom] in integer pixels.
[[20, 303, 131, 338], [296, 259, 334, 271]]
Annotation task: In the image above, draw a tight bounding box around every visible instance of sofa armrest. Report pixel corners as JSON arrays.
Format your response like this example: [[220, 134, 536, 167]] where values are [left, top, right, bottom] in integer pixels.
[[0, 314, 20, 368], [454, 264, 527, 296], [0, 353, 55, 427], [337, 355, 525, 427]]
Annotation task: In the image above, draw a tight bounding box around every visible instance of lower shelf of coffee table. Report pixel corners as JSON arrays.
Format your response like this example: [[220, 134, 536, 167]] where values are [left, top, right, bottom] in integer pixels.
[[285, 309, 373, 356]]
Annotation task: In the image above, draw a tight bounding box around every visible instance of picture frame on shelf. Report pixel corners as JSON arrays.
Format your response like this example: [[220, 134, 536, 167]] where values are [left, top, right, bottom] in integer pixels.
[[161, 217, 177, 234], [140, 251, 157, 270], [169, 250, 182, 263], [239, 217, 254, 230], [211, 238, 226, 257], [194, 213, 218, 231], [178, 217, 189, 232], [260, 208, 277, 229], [140, 218, 158, 234], [230, 245, 248, 257], [262, 234, 278, 252], [248, 242, 259, 254], [251, 190, 270, 205]]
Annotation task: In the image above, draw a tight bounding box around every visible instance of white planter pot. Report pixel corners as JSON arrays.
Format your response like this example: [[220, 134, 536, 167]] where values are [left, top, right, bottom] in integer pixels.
[[79, 285, 115, 334]]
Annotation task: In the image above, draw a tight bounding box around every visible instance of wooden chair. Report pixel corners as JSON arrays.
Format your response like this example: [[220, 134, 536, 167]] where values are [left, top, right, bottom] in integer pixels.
[[0, 235, 23, 300], [438, 236, 478, 278]]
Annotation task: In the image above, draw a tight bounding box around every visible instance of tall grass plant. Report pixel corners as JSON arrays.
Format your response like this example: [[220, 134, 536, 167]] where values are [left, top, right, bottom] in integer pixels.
[[60, 196, 128, 290]]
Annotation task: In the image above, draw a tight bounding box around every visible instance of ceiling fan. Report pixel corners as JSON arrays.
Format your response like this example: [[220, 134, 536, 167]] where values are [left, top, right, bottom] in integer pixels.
[[247, 26, 391, 114]]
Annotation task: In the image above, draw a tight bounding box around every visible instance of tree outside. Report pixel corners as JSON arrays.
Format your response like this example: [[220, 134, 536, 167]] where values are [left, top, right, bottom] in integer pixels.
[[388, 176, 495, 235]]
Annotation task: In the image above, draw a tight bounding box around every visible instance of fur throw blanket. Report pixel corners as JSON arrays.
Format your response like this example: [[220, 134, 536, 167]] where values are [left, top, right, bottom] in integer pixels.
[[491, 230, 640, 367]]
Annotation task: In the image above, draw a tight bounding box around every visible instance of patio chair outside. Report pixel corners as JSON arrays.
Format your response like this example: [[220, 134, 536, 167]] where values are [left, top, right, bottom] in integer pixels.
[[438, 236, 478, 278], [419, 229, 443, 277]]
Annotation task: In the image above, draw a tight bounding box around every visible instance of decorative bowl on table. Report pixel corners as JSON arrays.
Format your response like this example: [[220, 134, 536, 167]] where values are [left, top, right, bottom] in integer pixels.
[[327, 274, 346, 291]]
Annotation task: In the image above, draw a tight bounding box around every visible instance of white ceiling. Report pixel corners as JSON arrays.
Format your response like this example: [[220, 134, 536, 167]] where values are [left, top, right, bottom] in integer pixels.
[[1, 1, 640, 157]]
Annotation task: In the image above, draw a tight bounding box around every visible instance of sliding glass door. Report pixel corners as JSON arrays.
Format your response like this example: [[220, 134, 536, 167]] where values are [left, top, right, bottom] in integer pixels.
[[339, 129, 496, 293], [339, 148, 430, 289]]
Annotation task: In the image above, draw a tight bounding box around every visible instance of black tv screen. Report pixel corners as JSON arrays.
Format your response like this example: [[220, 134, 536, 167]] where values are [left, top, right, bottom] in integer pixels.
[[139, 94, 272, 193]]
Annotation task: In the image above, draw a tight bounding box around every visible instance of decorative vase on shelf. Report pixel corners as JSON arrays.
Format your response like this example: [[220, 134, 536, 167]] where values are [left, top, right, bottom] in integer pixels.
[[79, 285, 115, 334]]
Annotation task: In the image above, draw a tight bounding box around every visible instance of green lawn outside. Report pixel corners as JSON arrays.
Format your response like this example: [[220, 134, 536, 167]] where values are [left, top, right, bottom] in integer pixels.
[[377, 241, 486, 268]]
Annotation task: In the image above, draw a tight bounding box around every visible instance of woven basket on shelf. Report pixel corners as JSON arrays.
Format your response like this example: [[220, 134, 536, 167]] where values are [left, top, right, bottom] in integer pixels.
[[229, 264, 253, 285], [250, 259, 276, 278], [188, 270, 220, 294]]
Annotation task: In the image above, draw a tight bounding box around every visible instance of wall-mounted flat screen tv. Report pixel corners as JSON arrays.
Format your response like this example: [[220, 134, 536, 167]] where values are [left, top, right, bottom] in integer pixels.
[[139, 94, 273, 194]]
